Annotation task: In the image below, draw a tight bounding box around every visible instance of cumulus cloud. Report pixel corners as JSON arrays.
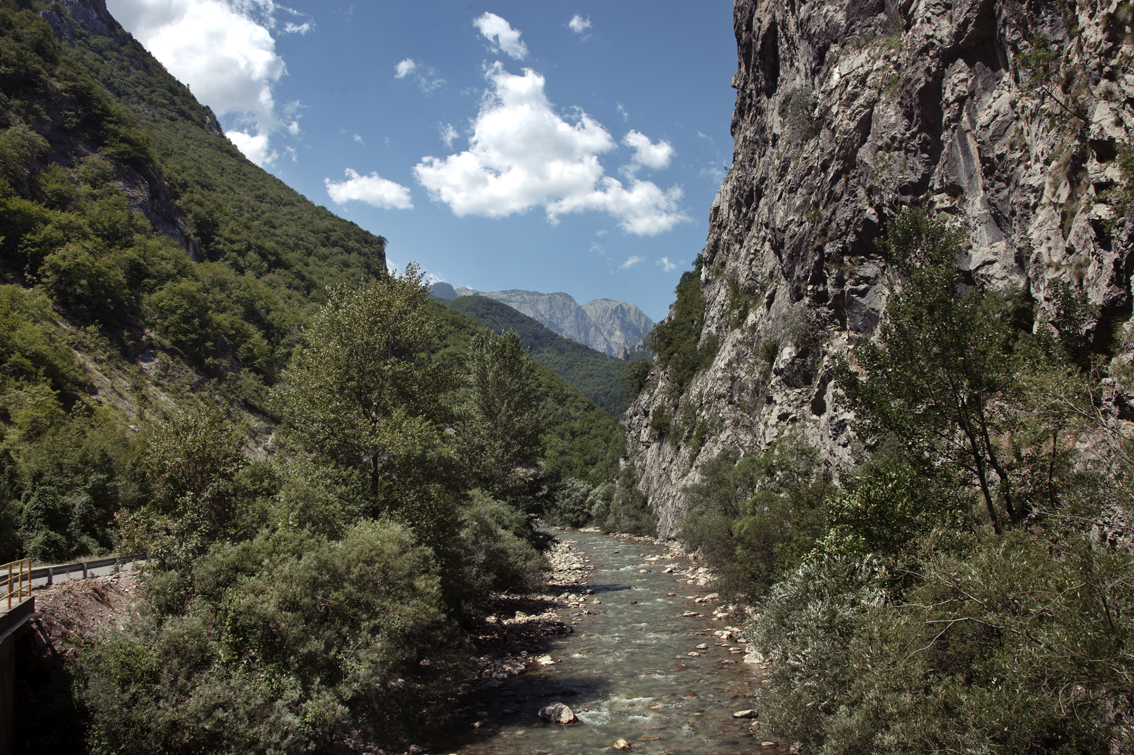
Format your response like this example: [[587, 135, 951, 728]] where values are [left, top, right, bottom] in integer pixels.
[[618, 256, 645, 271], [413, 64, 689, 235], [568, 15, 591, 34], [227, 130, 277, 167], [474, 13, 528, 60], [106, 0, 311, 166], [657, 256, 677, 272], [325, 169, 414, 210], [624, 130, 674, 171]]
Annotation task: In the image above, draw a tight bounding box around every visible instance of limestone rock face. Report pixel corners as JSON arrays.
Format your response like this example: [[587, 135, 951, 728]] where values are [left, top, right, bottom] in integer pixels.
[[455, 288, 655, 357], [626, 0, 1134, 538]]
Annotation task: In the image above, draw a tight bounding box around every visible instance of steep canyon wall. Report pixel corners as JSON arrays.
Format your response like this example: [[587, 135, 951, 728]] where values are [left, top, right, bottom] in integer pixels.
[[626, 0, 1134, 537]]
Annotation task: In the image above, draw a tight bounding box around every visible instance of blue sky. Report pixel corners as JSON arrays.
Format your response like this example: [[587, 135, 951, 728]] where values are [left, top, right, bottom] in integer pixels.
[[104, 1, 737, 322]]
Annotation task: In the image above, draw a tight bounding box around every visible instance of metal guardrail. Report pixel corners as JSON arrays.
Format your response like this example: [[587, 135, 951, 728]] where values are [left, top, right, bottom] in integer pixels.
[[0, 555, 146, 598], [1, 559, 30, 610]]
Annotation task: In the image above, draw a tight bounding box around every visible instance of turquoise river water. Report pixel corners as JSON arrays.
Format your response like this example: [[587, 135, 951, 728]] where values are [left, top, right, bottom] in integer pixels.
[[426, 529, 783, 755]]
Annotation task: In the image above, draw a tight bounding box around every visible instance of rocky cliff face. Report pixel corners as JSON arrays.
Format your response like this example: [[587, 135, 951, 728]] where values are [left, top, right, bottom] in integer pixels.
[[626, 0, 1134, 538], [454, 288, 655, 357]]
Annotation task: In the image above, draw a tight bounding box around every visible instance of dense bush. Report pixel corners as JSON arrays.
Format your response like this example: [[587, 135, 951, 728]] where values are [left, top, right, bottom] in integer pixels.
[[680, 437, 831, 600], [456, 492, 550, 602], [592, 464, 656, 536], [742, 207, 1134, 752], [748, 530, 1134, 754], [544, 477, 595, 528], [78, 519, 471, 754]]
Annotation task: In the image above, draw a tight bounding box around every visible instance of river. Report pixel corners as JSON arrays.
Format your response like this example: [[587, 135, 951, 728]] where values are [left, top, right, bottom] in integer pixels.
[[425, 529, 782, 755]]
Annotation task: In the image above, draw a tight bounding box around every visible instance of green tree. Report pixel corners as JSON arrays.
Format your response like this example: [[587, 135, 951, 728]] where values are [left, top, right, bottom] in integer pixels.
[[458, 329, 547, 510], [836, 208, 1028, 533], [271, 266, 459, 519]]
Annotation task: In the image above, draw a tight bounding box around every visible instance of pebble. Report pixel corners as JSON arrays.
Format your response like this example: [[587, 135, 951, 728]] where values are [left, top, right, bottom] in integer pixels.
[[733, 709, 757, 719], [613, 738, 633, 750]]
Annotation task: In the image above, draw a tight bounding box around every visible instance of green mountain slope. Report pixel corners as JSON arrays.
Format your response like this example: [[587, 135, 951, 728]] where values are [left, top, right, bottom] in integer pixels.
[[444, 294, 633, 417], [0, 0, 622, 563]]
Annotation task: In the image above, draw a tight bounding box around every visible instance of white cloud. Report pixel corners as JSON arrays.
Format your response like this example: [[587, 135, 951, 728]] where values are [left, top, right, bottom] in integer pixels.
[[618, 256, 645, 271], [106, 0, 310, 164], [474, 12, 528, 60], [353, 133, 364, 145], [568, 15, 591, 34], [286, 120, 300, 136], [325, 168, 413, 210], [394, 58, 416, 79], [624, 130, 674, 170], [440, 123, 459, 148], [227, 129, 277, 167], [616, 102, 629, 122], [394, 57, 444, 93], [413, 64, 689, 235], [657, 256, 677, 272]]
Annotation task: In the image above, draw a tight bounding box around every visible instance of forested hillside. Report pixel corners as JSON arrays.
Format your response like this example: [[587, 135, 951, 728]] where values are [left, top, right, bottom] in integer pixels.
[[443, 294, 635, 416], [0, 1, 628, 750]]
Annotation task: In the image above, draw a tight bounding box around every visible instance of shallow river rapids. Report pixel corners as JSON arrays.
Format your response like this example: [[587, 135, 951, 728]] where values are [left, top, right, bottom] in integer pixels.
[[425, 529, 783, 755]]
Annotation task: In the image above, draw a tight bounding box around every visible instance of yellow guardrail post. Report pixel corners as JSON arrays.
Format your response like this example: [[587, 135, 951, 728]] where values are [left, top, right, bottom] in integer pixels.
[[1, 560, 30, 610]]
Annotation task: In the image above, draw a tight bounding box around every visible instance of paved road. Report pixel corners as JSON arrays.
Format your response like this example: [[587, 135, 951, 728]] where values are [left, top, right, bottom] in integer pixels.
[[17, 559, 146, 591]]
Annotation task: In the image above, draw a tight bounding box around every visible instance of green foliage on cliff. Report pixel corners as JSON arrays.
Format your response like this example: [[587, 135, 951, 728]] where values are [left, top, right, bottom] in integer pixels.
[[650, 254, 718, 399], [706, 207, 1134, 753]]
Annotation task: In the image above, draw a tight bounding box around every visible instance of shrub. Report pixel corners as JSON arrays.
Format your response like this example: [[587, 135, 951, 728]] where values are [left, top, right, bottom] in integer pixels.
[[456, 492, 550, 604], [680, 438, 831, 600], [746, 555, 887, 750], [79, 520, 472, 754], [749, 530, 1134, 754], [545, 477, 594, 528]]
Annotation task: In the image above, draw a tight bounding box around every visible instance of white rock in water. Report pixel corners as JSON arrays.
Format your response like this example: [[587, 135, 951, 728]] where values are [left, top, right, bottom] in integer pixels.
[[538, 703, 578, 724], [613, 738, 633, 750], [733, 709, 758, 719]]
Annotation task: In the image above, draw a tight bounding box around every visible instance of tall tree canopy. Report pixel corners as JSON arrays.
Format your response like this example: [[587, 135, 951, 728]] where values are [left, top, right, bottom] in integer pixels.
[[271, 265, 459, 519]]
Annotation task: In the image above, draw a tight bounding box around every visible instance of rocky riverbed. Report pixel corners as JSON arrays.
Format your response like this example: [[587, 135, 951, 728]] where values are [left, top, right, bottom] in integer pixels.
[[421, 528, 775, 755]]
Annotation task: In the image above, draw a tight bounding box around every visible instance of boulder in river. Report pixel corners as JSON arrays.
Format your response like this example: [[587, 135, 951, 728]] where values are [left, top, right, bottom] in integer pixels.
[[614, 738, 633, 750], [538, 703, 578, 724]]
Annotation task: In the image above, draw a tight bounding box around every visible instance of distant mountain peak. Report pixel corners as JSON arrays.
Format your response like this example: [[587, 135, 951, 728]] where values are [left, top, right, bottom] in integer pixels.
[[445, 287, 653, 358]]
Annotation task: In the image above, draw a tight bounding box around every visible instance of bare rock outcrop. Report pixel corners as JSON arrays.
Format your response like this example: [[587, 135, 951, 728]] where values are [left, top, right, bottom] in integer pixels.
[[626, 0, 1134, 537]]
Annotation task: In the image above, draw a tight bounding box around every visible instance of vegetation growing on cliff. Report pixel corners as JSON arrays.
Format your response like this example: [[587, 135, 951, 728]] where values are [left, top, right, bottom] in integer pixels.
[[676, 208, 1134, 752], [649, 254, 718, 400]]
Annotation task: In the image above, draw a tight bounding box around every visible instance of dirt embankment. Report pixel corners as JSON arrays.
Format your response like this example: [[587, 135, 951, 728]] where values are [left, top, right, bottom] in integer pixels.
[[29, 570, 140, 658]]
